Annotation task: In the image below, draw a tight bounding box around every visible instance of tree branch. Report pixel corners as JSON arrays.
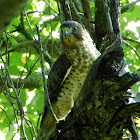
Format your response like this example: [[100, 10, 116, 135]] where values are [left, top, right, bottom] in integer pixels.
[[0, 107, 12, 125], [0, 52, 28, 140], [123, 40, 140, 59], [1, 39, 61, 64], [110, 0, 121, 40], [81, 0, 94, 39], [0, 75, 42, 89], [118, 72, 140, 91], [111, 103, 140, 125], [128, 117, 140, 140], [123, 36, 140, 44], [36, 25, 57, 122], [58, 0, 82, 23], [121, 0, 140, 14], [95, 0, 114, 52], [0, 0, 28, 35], [16, 12, 33, 40], [55, 40, 139, 139]]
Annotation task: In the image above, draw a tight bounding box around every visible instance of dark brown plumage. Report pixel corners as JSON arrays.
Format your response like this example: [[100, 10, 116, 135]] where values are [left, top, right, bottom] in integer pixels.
[[36, 21, 100, 140]]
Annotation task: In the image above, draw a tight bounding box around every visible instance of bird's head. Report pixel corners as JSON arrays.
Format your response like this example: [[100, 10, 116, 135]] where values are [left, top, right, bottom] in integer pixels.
[[60, 21, 84, 45]]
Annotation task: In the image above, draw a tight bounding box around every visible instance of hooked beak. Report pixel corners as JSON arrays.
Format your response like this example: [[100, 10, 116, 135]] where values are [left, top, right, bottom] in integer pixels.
[[64, 30, 69, 37], [62, 27, 72, 37]]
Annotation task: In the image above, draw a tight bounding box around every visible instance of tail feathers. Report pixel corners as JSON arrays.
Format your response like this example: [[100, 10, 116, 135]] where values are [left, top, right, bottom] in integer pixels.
[[36, 128, 51, 140], [36, 123, 56, 140], [36, 110, 56, 140], [36, 129, 46, 140]]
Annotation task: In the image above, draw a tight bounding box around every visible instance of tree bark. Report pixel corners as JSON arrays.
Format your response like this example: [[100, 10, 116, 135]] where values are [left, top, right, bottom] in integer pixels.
[[1, 39, 61, 65], [54, 42, 140, 140], [0, 75, 42, 89]]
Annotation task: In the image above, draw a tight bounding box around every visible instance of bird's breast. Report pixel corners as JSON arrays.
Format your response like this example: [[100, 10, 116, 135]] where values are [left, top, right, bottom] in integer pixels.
[[55, 41, 100, 120], [65, 41, 98, 71]]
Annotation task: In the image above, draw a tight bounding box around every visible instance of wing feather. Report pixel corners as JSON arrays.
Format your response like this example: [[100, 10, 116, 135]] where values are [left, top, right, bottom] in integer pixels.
[[47, 54, 71, 102], [41, 54, 71, 125]]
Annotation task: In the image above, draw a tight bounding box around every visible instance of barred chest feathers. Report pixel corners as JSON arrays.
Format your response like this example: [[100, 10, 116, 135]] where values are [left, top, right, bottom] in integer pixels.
[[56, 37, 100, 120]]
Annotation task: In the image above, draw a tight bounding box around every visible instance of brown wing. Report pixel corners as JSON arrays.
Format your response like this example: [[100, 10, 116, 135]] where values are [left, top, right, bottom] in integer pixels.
[[41, 54, 71, 125], [47, 53, 71, 102]]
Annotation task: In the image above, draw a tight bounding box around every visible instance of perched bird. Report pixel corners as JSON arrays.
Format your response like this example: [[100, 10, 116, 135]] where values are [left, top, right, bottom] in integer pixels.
[[36, 21, 101, 140]]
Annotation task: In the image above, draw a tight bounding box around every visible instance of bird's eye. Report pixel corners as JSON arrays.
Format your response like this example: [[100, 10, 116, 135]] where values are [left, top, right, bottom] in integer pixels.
[[73, 26, 78, 31]]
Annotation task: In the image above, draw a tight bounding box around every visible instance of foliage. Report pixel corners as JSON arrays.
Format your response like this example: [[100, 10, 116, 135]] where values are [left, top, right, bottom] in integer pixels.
[[0, 0, 140, 139]]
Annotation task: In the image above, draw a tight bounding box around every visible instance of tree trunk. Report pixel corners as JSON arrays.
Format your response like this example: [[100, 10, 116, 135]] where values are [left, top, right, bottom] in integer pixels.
[[55, 47, 140, 139], [49, 0, 140, 139]]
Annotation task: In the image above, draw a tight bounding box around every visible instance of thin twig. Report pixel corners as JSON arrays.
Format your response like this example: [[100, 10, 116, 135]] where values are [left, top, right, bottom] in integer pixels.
[[57, 0, 65, 23], [69, 0, 82, 23], [5, 32, 9, 65], [25, 10, 57, 16], [44, 20, 60, 51], [19, 12, 33, 40], [7, 32, 25, 42], [48, 0, 53, 67], [18, 57, 40, 95], [40, 15, 59, 30], [128, 116, 140, 140], [123, 36, 140, 44], [16, 43, 31, 90], [0, 53, 28, 140], [44, 20, 60, 66], [12, 128, 20, 140], [36, 112, 42, 132], [121, 0, 140, 13], [25, 117, 36, 136], [24, 116, 36, 139], [44, 1, 58, 14], [81, 0, 93, 31], [0, 88, 19, 125], [24, 9, 36, 40], [0, 42, 19, 125], [0, 107, 12, 124], [20, 119, 28, 140], [36, 25, 58, 122], [123, 39, 140, 59]]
